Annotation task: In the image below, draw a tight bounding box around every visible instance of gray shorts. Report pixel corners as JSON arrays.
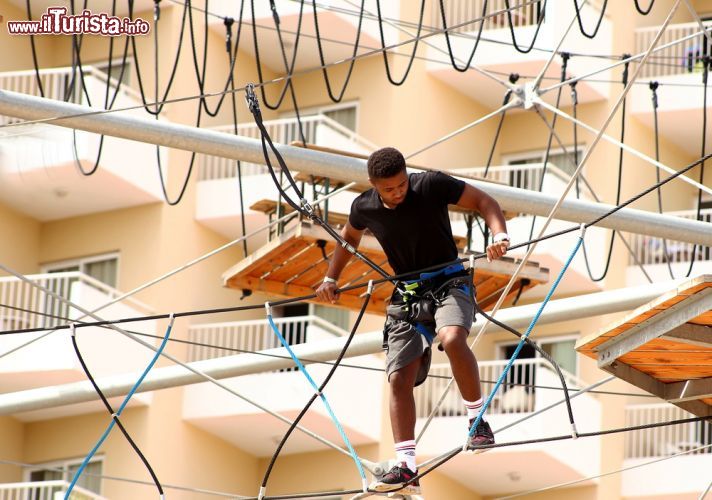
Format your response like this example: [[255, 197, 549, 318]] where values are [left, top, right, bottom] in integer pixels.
[[384, 285, 474, 387]]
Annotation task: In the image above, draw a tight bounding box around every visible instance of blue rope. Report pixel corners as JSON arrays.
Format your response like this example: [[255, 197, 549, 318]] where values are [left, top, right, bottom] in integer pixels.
[[65, 317, 175, 498], [468, 233, 584, 439], [266, 311, 367, 482]]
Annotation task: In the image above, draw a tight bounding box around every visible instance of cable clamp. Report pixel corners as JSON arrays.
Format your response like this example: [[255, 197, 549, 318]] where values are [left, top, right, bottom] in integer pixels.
[[70, 323, 76, 337], [258, 486, 266, 500], [361, 478, 369, 493], [579, 223, 587, 240], [367, 279, 374, 295], [469, 253, 475, 271], [571, 423, 579, 440], [301, 198, 315, 218], [265, 302, 272, 316], [111, 412, 119, 420], [245, 83, 260, 114]]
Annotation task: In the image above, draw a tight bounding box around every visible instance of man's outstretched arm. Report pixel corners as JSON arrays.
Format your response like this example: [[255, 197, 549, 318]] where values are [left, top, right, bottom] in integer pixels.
[[455, 183, 510, 262], [315, 221, 364, 303]]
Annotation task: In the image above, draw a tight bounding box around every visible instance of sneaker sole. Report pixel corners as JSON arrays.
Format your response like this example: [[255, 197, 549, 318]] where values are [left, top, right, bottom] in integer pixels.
[[369, 482, 421, 495]]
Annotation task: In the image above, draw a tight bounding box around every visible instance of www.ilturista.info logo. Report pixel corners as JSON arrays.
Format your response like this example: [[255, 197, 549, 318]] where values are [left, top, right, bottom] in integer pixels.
[[7, 6, 150, 36]]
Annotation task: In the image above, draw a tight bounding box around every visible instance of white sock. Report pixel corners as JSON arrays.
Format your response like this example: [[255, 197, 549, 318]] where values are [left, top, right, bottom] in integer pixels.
[[394, 440, 417, 472], [464, 397, 483, 420]]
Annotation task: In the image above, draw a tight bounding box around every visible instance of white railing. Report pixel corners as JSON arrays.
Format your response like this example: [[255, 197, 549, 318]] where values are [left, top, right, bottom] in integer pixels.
[[415, 358, 582, 418], [626, 208, 712, 266], [198, 114, 377, 181], [0, 272, 151, 331], [0, 65, 140, 126], [636, 21, 712, 78], [0, 480, 105, 500], [460, 163, 576, 191], [625, 403, 712, 459], [430, 0, 545, 34], [187, 315, 349, 362]]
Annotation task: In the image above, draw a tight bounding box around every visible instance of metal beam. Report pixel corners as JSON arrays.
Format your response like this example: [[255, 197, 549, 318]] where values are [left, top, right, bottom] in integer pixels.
[[666, 377, 712, 403], [598, 288, 712, 368], [0, 90, 711, 246], [0, 279, 687, 415], [602, 361, 712, 417]]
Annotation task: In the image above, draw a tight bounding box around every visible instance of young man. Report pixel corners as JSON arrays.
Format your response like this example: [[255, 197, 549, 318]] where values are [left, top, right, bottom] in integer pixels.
[[316, 147, 509, 494]]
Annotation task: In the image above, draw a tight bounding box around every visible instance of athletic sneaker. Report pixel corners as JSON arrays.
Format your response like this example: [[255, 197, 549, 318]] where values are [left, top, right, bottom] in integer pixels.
[[369, 462, 421, 495], [466, 418, 495, 452]]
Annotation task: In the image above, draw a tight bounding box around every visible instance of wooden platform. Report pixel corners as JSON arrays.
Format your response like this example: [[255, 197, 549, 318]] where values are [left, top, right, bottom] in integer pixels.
[[576, 275, 712, 417], [222, 221, 549, 315]]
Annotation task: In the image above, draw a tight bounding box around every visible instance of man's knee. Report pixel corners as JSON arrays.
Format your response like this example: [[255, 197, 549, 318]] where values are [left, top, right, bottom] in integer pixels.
[[437, 325, 468, 351], [389, 363, 419, 393]]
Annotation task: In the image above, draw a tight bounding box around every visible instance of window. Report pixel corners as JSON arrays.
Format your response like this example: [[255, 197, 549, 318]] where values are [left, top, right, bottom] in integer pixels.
[[497, 334, 579, 388], [280, 102, 359, 132], [93, 57, 132, 86], [311, 303, 350, 331], [43, 253, 119, 288], [25, 457, 103, 496]]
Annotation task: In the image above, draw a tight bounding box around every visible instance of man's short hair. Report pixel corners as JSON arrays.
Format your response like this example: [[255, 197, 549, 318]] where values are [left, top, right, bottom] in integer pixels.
[[367, 147, 406, 179]]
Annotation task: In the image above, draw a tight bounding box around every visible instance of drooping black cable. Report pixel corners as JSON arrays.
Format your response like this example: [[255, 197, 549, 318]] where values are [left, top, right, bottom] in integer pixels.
[[152, 0, 199, 205], [26, 0, 45, 97], [526, 53, 570, 250], [573, 0, 609, 39], [130, 0, 189, 115], [504, 0, 548, 54], [374, 0, 425, 84], [260, 287, 371, 490], [581, 56, 631, 282], [438, 0, 488, 72], [650, 81, 676, 278], [312, 0, 365, 102], [634, 0, 656, 15], [70, 331, 164, 496]]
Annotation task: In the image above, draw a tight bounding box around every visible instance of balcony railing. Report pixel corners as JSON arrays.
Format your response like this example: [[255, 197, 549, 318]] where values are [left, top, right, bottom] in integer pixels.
[[0, 65, 140, 126], [198, 115, 378, 181], [187, 315, 350, 362], [430, 0, 545, 34], [636, 21, 712, 78], [0, 272, 151, 332], [625, 403, 712, 459], [415, 358, 583, 418], [626, 208, 712, 266], [0, 480, 105, 500]]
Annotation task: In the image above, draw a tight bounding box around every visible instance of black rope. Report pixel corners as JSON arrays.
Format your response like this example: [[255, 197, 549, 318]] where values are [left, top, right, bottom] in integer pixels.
[[438, 0, 487, 72], [633, 0, 655, 15], [573, 0, 608, 39], [70, 331, 164, 496], [26, 0, 44, 97], [375, 0, 425, 84], [504, 0, 548, 54], [312, 0, 365, 102], [581, 56, 631, 282], [260, 288, 371, 489]]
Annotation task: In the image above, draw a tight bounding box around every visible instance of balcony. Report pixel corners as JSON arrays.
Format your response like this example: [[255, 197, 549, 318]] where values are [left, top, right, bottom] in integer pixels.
[[624, 208, 712, 286], [0, 480, 106, 500], [414, 358, 601, 496], [195, 114, 377, 240], [0, 272, 157, 420], [426, 1, 613, 109], [630, 21, 712, 156], [182, 315, 384, 456], [205, 0, 395, 73], [622, 403, 712, 498], [452, 164, 604, 296], [0, 65, 164, 221]]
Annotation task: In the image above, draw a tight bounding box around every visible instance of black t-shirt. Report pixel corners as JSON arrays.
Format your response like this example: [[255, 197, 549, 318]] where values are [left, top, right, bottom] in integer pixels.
[[349, 171, 466, 275]]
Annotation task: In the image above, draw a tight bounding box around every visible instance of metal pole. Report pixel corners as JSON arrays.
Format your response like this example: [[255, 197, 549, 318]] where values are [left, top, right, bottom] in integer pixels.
[[0, 90, 709, 245], [0, 278, 685, 414]]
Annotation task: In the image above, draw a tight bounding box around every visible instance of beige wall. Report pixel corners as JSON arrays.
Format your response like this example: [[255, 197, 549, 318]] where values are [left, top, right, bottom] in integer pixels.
[[0, 416, 23, 482]]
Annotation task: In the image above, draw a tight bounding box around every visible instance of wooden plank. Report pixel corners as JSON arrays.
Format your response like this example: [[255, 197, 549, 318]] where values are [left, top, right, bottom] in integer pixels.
[[267, 245, 324, 282], [618, 351, 712, 365], [689, 312, 712, 326], [633, 364, 712, 380], [249, 238, 311, 278], [641, 338, 712, 352]]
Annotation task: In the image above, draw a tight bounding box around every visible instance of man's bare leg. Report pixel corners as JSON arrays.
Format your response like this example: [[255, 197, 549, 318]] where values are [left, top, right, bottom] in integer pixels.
[[389, 356, 422, 442], [437, 325, 481, 401]]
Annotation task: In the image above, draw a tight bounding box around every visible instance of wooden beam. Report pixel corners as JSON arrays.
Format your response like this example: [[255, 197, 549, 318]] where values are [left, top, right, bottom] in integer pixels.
[[665, 376, 712, 403], [601, 361, 712, 417], [661, 323, 712, 349]]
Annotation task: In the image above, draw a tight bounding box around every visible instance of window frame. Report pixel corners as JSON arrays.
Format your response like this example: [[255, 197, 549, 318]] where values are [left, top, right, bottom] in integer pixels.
[[41, 252, 120, 288], [502, 145, 586, 175], [496, 333, 580, 376], [23, 455, 104, 495], [280, 101, 360, 132]]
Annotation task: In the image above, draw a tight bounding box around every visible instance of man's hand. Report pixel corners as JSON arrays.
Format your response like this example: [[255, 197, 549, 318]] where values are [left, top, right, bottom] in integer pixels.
[[316, 281, 339, 304], [486, 240, 509, 262]]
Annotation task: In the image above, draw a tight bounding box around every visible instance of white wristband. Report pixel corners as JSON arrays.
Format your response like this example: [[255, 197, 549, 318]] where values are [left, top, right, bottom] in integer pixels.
[[323, 276, 337, 284], [493, 232, 510, 243]]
